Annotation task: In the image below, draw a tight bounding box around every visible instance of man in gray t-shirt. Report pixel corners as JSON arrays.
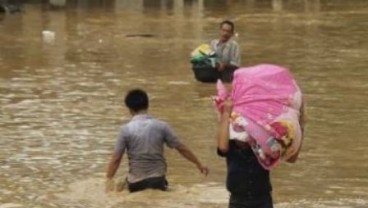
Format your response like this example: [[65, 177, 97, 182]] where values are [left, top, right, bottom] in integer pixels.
[[106, 89, 209, 192]]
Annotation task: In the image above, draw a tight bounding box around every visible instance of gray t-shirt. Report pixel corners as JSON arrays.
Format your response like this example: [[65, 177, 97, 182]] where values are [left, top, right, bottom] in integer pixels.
[[210, 38, 241, 67], [114, 114, 181, 183]]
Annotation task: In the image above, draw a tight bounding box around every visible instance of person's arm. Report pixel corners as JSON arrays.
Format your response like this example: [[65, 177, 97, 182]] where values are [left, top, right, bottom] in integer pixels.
[[217, 44, 240, 72], [105, 127, 127, 191], [175, 144, 209, 176], [162, 123, 209, 175], [106, 152, 123, 179], [230, 41, 240, 67], [105, 152, 123, 192], [217, 99, 233, 153]]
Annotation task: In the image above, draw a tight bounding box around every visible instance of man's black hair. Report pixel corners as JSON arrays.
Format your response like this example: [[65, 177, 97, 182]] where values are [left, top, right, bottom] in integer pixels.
[[220, 20, 235, 33], [124, 89, 149, 112]]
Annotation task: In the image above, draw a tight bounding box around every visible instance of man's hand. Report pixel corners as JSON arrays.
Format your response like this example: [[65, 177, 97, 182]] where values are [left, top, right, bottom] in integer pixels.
[[106, 152, 123, 182], [105, 178, 115, 192], [223, 98, 233, 115], [176, 144, 209, 177], [197, 164, 209, 176], [217, 62, 226, 72]]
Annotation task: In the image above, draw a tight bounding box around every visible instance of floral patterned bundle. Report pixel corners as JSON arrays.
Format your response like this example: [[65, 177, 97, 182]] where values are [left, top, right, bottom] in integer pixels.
[[215, 64, 303, 169]]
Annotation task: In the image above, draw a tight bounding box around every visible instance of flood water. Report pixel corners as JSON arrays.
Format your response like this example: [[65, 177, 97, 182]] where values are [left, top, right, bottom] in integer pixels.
[[1, 0, 368, 207]]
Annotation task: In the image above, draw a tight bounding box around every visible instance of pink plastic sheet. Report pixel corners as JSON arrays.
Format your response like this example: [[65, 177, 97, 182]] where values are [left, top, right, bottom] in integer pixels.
[[215, 64, 303, 169]]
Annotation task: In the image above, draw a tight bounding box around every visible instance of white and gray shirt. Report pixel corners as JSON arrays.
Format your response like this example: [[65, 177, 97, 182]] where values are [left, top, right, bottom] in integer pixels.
[[114, 114, 181, 183], [210, 38, 241, 67]]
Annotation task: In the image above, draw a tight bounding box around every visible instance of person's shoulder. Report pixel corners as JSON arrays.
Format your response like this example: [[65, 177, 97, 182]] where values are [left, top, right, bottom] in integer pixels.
[[155, 118, 171, 128], [155, 119, 177, 134], [119, 123, 130, 133], [229, 39, 239, 46], [210, 39, 219, 45], [121, 117, 140, 130], [142, 116, 166, 127]]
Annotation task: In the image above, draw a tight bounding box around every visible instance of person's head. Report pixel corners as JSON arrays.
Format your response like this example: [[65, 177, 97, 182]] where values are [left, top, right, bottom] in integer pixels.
[[124, 89, 149, 114], [219, 20, 235, 42]]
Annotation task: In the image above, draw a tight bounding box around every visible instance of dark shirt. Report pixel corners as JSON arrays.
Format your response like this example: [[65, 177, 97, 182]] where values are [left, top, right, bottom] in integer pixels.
[[217, 140, 272, 197]]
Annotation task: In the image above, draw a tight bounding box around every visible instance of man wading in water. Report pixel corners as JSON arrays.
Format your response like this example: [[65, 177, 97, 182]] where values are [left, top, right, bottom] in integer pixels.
[[106, 89, 209, 192]]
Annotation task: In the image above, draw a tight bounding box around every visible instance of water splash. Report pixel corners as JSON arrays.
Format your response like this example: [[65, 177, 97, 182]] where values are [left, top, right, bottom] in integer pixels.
[[55, 178, 228, 208]]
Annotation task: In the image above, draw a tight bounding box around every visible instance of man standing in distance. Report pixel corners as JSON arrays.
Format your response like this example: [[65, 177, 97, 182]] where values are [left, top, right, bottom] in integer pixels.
[[210, 20, 241, 73]]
